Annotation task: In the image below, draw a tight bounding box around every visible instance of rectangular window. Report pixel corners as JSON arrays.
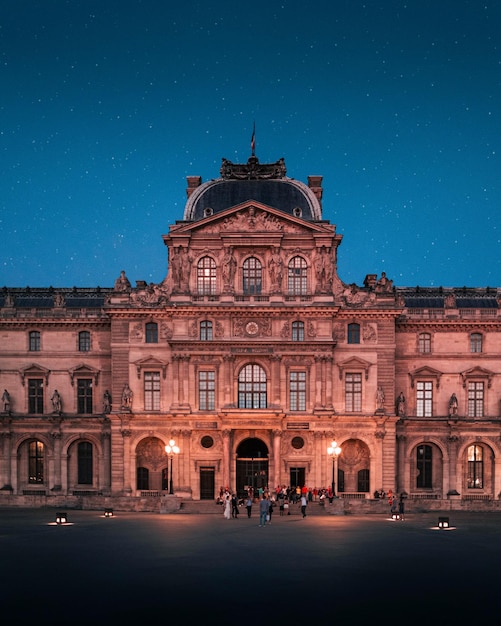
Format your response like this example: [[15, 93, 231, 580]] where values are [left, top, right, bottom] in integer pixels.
[[470, 333, 482, 353], [78, 331, 91, 352], [199, 371, 215, 410], [145, 322, 158, 344], [416, 381, 433, 417], [289, 371, 306, 411], [28, 379, 44, 414], [200, 321, 213, 341], [347, 324, 360, 344], [418, 333, 431, 353], [468, 382, 484, 418], [144, 372, 161, 411], [345, 373, 362, 412], [29, 331, 41, 351], [77, 379, 93, 414]]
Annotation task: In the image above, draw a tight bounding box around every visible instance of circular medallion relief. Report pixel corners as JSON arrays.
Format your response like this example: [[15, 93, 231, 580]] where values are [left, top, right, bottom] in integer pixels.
[[291, 436, 305, 450], [200, 435, 214, 449], [245, 321, 259, 336]]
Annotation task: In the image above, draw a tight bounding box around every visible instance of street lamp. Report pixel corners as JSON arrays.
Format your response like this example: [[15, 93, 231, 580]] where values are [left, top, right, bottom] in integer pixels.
[[327, 440, 342, 498], [165, 439, 180, 495]]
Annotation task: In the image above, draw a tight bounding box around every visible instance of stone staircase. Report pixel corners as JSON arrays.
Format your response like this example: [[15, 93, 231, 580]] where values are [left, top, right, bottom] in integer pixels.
[[177, 499, 331, 516]]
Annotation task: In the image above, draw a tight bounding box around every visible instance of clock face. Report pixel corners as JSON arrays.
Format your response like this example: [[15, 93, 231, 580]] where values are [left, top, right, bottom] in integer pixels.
[[245, 321, 259, 336]]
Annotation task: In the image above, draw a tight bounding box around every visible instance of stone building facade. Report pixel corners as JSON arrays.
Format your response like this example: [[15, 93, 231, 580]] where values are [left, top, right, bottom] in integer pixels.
[[1, 154, 500, 511]]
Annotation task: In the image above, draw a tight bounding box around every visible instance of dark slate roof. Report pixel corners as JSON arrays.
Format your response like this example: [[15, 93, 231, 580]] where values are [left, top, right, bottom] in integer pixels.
[[404, 297, 445, 308], [456, 298, 498, 308], [65, 297, 106, 308], [189, 179, 315, 221], [13, 297, 53, 308]]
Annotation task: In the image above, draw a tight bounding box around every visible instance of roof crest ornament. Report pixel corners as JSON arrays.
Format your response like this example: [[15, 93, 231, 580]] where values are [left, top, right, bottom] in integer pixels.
[[220, 156, 287, 180]]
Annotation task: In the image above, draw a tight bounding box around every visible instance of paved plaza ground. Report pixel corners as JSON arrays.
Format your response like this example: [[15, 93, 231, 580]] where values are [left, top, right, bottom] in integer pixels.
[[0, 507, 499, 625]]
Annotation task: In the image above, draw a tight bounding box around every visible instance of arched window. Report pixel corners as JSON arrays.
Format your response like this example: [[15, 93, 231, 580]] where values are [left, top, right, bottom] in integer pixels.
[[197, 256, 217, 295], [28, 440, 44, 483], [418, 332, 431, 353], [77, 441, 93, 485], [347, 323, 360, 344], [416, 444, 432, 489], [467, 444, 483, 489], [200, 320, 213, 340], [137, 467, 149, 490], [29, 330, 40, 351], [78, 331, 91, 352], [242, 257, 262, 295], [287, 256, 308, 295], [358, 469, 370, 492], [145, 322, 158, 344], [470, 333, 482, 353], [238, 364, 267, 409], [292, 321, 304, 342]]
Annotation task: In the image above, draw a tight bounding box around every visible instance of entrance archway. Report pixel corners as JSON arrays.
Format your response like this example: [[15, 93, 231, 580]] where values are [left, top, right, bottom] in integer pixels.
[[236, 438, 268, 498]]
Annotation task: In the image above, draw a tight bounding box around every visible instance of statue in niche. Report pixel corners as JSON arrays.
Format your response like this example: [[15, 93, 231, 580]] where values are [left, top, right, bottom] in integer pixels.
[[121, 384, 133, 410], [103, 390, 112, 414], [221, 246, 237, 289], [376, 386, 385, 411], [2, 389, 11, 413], [396, 392, 406, 417], [448, 393, 458, 417], [51, 390, 62, 413], [268, 247, 283, 291]]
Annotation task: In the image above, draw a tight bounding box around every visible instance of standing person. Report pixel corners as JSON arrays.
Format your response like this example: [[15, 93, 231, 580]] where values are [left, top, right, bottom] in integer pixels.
[[223, 494, 231, 520], [268, 499, 274, 524], [231, 494, 239, 518], [259, 495, 270, 527], [284, 498, 290, 515], [398, 493, 405, 521], [279, 498, 285, 516], [300, 493, 308, 518], [245, 493, 253, 518]]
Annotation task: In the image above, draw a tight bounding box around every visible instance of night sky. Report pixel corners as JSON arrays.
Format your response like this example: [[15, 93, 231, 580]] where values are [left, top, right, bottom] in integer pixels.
[[1, 0, 500, 289]]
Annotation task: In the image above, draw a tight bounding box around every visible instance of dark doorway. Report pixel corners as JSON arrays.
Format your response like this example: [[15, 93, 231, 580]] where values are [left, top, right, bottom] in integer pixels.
[[236, 438, 268, 498], [200, 467, 215, 500], [289, 467, 305, 490]]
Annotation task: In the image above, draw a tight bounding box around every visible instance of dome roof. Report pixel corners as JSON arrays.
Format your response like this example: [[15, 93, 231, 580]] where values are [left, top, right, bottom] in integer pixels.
[[183, 156, 323, 222]]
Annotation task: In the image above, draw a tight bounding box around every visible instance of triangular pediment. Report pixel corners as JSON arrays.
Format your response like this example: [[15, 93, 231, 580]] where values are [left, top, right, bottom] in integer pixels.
[[133, 355, 169, 379], [409, 366, 443, 388], [68, 363, 100, 385], [19, 363, 50, 386], [169, 201, 336, 238], [461, 366, 494, 388], [337, 356, 373, 380]]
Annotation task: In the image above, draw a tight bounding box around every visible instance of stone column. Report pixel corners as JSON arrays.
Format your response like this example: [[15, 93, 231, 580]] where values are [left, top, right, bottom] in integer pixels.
[[51, 431, 62, 491], [272, 430, 282, 487], [222, 429, 231, 490], [121, 428, 132, 494], [447, 435, 460, 495], [0, 432, 12, 490], [101, 431, 111, 494]]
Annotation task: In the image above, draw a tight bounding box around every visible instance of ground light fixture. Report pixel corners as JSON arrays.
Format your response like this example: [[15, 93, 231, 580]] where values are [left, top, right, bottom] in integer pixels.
[[438, 516, 450, 529], [165, 439, 180, 495], [326, 440, 342, 497], [104, 508, 114, 517], [55, 512, 68, 524]]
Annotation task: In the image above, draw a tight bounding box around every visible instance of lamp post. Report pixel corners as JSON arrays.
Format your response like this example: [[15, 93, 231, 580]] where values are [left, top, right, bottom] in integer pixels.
[[165, 439, 180, 495], [327, 440, 342, 498]]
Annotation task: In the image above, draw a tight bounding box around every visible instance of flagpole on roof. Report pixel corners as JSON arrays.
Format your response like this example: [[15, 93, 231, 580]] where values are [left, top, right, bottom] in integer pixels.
[[251, 122, 256, 157]]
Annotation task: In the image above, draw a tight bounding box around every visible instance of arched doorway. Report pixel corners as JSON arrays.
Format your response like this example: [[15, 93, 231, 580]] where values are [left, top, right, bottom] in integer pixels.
[[135, 437, 168, 491], [236, 438, 268, 498]]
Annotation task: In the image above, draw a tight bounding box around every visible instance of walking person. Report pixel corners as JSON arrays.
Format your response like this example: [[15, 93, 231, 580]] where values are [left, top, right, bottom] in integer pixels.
[[223, 494, 231, 520], [300, 493, 308, 518], [259, 495, 270, 527], [245, 493, 253, 518]]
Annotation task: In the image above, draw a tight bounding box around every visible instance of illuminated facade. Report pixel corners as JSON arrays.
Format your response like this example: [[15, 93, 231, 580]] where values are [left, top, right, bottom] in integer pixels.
[[1, 154, 500, 511]]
